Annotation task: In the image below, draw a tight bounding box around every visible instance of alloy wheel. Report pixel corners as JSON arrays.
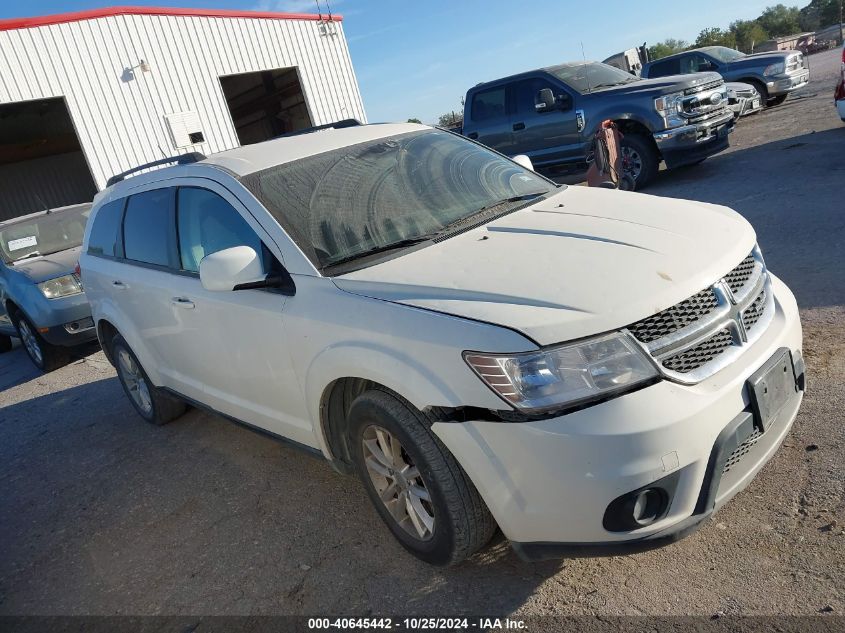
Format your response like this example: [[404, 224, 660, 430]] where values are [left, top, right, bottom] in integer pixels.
[[362, 425, 435, 540], [621, 146, 643, 181], [18, 319, 43, 366], [117, 348, 153, 416]]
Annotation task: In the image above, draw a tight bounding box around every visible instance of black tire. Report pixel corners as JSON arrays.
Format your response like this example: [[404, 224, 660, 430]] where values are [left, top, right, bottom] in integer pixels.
[[747, 80, 769, 105], [12, 311, 71, 372], [0, 333, 11, 353], [768, 94, 788, 106], [111, 334, 186, 425], [620, 133, 659, 188], [349, 389, 496, 566]]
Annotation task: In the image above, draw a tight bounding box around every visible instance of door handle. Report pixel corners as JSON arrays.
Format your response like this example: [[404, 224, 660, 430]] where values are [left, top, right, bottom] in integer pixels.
[[170, 297, 195, 309], [467, 132, 478, 139], [513, 122, 525, 131], [112, 280, 127, 289]]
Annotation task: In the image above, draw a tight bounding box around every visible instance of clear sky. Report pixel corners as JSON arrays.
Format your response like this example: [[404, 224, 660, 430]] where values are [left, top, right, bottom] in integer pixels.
[[1, 0, 780, 123]]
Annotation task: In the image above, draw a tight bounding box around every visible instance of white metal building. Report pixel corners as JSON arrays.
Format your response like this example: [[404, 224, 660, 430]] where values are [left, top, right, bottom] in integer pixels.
[[0, 6, 366, 220]]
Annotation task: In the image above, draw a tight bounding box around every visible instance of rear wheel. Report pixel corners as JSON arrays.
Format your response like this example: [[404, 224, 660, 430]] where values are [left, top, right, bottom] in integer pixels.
[[111, 334, 186, 425], [620, 134, 659, 188], [349, 390, 496, 566], [12, 311, 70, 372]]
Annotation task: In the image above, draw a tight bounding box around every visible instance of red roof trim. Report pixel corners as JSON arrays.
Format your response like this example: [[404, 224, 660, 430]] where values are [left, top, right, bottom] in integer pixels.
[[0, 5, 343, 31]]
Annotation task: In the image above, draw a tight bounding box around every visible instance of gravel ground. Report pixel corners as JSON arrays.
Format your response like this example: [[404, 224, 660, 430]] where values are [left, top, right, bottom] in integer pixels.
[[0, 49, 843, 619]]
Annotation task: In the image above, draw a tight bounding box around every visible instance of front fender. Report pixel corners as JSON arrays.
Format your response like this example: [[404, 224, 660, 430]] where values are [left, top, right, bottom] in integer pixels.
[[584, 108, 658, 138]]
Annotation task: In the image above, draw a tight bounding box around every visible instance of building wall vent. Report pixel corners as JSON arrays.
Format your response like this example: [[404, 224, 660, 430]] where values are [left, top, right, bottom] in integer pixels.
[[164, 111, 205, 148]]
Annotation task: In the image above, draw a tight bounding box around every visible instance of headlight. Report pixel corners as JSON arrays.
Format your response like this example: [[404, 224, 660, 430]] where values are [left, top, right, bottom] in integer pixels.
[[38, 274, 83, 299], [654, 91, 684, 116], [464, 332, 659, 414], [764, 62, 784, 76]]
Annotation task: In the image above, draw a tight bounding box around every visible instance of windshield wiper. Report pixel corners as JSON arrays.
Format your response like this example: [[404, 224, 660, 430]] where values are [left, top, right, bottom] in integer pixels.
[[14, 251, 42, 262], [322, 235, 436, 270], [436, 192, 548, 235]]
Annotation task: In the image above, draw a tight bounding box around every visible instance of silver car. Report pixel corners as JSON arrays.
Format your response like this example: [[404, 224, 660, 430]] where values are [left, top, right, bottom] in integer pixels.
[[0, 203, 97, 371]]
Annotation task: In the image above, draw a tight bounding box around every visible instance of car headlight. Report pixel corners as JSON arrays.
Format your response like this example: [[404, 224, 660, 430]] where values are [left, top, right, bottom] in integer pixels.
[[654, 91, 684, 116], [38, 274, 83, 299], [764, 62, 785, 76], [464, 332, 659, 414]]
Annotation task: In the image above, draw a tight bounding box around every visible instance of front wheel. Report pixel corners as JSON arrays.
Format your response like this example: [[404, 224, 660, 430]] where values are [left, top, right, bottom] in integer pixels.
[[349, 390, 496, 566], [13, 312, 70, 372], [768, 94, 788, 106], [620, 134, 659, 188]]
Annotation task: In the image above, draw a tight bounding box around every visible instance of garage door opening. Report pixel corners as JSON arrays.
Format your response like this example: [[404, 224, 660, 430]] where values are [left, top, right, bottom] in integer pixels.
[[0, 97, 97, 221], [220, 68, 313, 145]]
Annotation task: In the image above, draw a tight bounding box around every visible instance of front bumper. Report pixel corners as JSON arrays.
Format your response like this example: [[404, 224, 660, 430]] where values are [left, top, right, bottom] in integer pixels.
[[25, 292, 97, 347], [653, 111, 734, 168], [433, 274, 803, 559], [767, 69, 809, 96]]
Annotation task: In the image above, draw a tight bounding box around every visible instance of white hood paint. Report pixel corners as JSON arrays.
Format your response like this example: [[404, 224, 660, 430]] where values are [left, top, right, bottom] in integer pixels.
[[333, 187, 756, 346]]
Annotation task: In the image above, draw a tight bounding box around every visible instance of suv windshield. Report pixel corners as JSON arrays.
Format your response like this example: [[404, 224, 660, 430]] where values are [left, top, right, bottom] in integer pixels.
[[241, 130, 556, 271], [0, 204, 91, 264], [549, 62, 639, 93], [703, 46, 746, 63]]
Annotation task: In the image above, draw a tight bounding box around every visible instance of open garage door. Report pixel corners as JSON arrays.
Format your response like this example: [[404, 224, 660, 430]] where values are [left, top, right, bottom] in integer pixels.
[[220, 68, 312, 145], [0, 97, 98, 222]]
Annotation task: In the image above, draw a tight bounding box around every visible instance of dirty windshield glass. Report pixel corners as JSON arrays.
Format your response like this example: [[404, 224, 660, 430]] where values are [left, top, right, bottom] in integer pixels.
[[549, 63, 639, 93], [241, 130, 556, 271], [0, 204, 91, 264], [704, 47, 746, 63]]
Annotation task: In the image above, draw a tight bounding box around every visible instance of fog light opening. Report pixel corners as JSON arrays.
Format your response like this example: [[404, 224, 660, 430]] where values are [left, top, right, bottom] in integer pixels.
[[631, 488, 666, 526]]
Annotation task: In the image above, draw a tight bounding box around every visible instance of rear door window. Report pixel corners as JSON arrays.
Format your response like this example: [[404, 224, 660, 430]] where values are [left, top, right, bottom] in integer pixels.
[[176, 187, 265, 274], [470, 86, 508, 122], [647, 58, 680, 77], [87, 199, 124, 257], [122, 188, 175, 267]]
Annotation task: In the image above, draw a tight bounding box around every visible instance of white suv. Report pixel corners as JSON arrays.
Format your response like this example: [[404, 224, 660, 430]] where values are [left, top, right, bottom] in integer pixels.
[[81, 123, 804, 565]]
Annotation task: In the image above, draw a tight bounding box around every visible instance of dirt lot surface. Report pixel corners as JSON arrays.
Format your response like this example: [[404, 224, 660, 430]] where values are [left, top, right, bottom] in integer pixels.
[[1, 49, 843, 619]]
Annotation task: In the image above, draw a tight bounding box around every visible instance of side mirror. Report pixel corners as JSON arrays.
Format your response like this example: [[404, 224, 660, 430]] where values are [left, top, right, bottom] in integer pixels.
[[511, 154, 534, 171], [535, 88, 556, 112], [199, 245, 296, 295], [200, 246, 265, 292]]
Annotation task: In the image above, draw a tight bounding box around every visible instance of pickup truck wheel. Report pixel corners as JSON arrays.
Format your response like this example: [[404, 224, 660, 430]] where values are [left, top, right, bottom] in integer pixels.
[[349, 390, 496, 566], [748, 80, 769, 105], [0, 334, 11, 353], [768, 94, 788, 106], [111, 334, 186, 425], [12, 312, 70, 372], [620, 134, 658, 188]]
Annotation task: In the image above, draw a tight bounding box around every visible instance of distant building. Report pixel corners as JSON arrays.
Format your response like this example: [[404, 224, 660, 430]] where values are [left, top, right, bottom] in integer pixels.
[[0, 6, 366, 219]]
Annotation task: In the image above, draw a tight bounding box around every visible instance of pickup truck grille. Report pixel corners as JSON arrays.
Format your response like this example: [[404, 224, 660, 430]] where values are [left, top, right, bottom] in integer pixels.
[[626, 247, 774, 383], [684, 79, 723, 96]]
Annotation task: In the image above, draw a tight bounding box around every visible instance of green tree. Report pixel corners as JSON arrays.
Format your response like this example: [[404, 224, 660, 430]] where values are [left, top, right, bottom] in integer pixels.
[[407, 118, 422, 124], [730, 19, 769, 52], [437, 112, 462, 128], [757, 4, 802, 37], [695, 27, 737, 48], [648, 38, 690, 60], [799, 0, 842, 30]]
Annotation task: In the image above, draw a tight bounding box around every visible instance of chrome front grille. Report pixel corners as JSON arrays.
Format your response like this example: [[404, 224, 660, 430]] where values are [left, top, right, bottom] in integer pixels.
[[626, 247, 774, 383]]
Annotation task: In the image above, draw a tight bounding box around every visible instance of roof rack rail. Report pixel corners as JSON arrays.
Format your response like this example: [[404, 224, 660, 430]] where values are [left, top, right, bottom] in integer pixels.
[[106, 152, 206, 187], [273, 118, 362, 139]]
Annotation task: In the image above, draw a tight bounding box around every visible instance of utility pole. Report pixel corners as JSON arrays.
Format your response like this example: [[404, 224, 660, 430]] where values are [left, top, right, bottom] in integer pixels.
[[840, 0, 843, 45]]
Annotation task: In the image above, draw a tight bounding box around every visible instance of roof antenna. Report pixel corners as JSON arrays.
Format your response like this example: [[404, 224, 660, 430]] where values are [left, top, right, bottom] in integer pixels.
[[581, 41, 592, 93], [33, 192, 51, 214], [157, 144, 168, 158]]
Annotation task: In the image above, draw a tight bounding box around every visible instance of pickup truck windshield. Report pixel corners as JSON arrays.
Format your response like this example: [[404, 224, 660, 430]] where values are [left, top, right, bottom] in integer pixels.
[[241, 130, 556, 271], [702, 46, 746, 63], [0, 205, 91, 264], [549, 62, 639, 94]]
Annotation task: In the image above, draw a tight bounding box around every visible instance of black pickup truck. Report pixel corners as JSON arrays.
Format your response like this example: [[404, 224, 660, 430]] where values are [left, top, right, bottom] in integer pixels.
[[461, 61, 734, 187]]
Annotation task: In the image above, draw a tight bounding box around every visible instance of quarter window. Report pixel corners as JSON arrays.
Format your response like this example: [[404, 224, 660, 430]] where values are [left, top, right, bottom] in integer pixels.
[[471, 86, 507, 122], [87, 199, 124, 257], [176, 187, 264, 273], [123, 188, 174, 267]]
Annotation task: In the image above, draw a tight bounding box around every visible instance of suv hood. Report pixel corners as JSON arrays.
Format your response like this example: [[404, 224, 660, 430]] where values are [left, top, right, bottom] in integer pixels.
[[726, 50, 798, 69], [10, 246, 80, 283], [334, 188, 755, 346], [590, 71, 723, 98]]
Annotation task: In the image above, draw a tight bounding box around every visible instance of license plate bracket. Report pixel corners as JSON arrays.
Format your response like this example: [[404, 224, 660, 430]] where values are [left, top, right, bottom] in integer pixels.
[[747, 348, 797, 432]]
